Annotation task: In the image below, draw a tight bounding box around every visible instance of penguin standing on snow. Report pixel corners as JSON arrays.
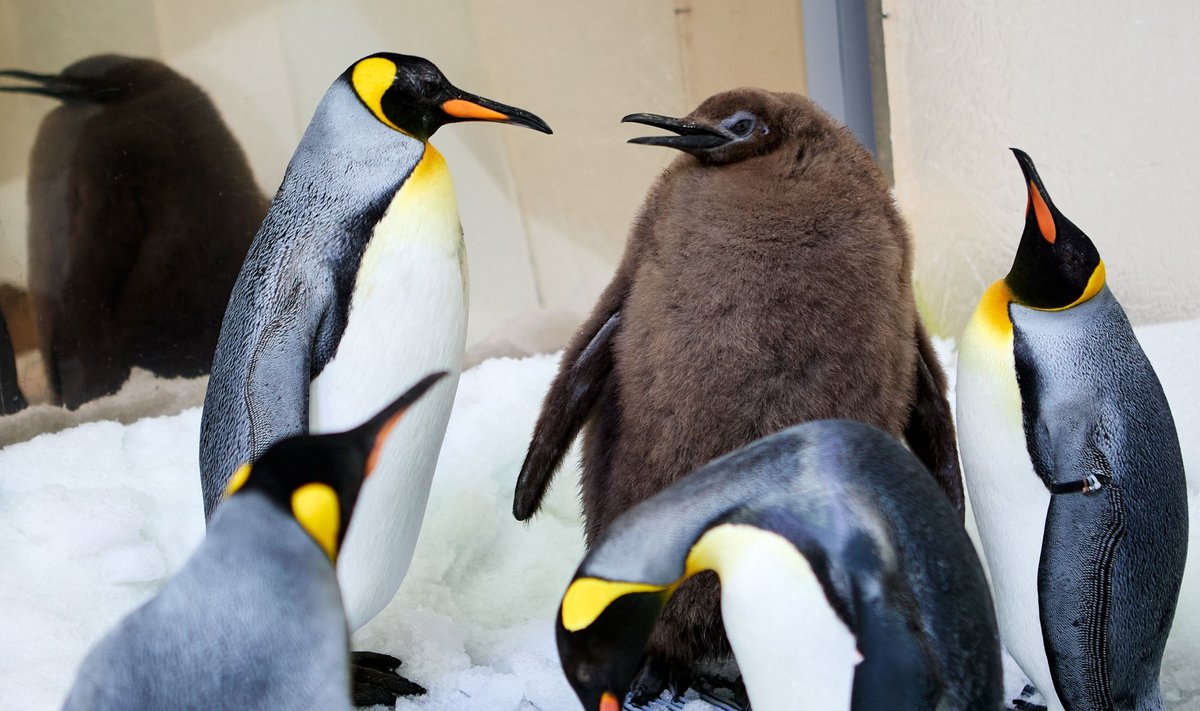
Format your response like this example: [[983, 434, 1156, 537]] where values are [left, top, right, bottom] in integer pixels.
[[514, 89, 960, 700], [557, 419, 1001, 711], [1, 56, 266, 408], [62, 373, 445, 711], [956, 149, 1187, 711], [200, 53, 551, 703]]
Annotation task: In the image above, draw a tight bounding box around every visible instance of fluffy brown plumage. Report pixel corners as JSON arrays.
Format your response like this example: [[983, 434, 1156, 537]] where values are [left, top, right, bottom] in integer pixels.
[[514, 88, 960, 697]]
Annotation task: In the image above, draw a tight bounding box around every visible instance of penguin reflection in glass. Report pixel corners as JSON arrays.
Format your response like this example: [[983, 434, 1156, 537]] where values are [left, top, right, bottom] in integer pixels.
[[514, 89, 961, 698], [957, 150, 1187, 711], [0, 56, 266, 408], [200, 53, 551, 703], [557, 420, 1002, 711], [62, 373, 444, 711]]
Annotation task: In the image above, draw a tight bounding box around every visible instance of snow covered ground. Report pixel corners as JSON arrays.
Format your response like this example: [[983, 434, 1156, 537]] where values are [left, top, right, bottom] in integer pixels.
[[0, 319, 1197, 710]]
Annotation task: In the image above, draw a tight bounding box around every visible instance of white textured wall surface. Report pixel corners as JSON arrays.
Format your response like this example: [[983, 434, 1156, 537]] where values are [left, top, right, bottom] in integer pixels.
[[883, 1, 1200, 335]]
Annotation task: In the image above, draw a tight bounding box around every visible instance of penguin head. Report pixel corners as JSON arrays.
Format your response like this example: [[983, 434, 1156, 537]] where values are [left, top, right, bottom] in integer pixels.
[[0, 55, 177, 104], [622, 88, 822, 165], [1003, 149, 1105, 310], [222, 371, 447, 561], [344, 53, 552, 141], [556, 577, 675, 711]]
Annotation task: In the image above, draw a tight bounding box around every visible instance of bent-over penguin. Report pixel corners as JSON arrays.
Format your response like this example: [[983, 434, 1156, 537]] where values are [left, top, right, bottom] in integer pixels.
[[513, 88, 960, 698], [956, 149, 1187, 711], [557, 419, 1001, 711], [61, 372, 445, 711], [1, 56, 266, 408], [199, 52, 551, 703]]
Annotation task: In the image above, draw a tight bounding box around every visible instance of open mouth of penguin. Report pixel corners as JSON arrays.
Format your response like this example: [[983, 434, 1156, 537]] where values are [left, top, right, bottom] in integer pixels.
[[621, 113, 732, 150]]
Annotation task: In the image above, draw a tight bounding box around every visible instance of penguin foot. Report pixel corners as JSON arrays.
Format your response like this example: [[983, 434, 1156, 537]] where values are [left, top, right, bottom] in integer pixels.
[[627, 655, 695, 706], [350, 652, 425, 707]]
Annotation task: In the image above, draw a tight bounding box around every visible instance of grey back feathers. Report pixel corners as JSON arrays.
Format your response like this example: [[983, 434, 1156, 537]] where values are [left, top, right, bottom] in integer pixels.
[[1011, 286, 1187, 709], [585, 420, 1002, 710], [5, 55, 266, 408], [62, 493, 351, 711], [199, 77, 425, 514]]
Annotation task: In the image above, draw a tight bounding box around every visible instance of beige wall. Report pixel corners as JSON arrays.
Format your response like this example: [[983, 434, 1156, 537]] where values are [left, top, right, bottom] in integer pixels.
[[0, 0, 807, 352], [882, 0, 1200, 336]]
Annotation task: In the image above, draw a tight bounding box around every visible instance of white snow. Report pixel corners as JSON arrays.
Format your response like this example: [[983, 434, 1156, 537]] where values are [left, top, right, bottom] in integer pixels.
[[0, 319, 1197, 710]]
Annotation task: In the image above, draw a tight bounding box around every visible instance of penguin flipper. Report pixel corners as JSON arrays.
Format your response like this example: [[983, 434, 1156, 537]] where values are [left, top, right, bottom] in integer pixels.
[[243, 280, 321, 459], [902, 321, 964, 516], [513, 308, 622, 520], [1038, 479, 1127, 710], [0, 312, 26, 415]]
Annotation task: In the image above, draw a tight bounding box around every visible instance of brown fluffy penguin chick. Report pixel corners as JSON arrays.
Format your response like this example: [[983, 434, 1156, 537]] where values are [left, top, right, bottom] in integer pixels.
[[514, 88, 960, 701]]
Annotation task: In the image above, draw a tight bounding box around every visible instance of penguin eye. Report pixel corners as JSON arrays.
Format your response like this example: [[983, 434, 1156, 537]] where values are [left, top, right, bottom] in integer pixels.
[[730, 118, 753, 136]]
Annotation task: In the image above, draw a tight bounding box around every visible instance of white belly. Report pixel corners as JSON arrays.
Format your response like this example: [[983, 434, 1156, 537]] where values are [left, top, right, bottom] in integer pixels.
[[694, 525, 860, 711], [309, 143, 467, 630], [957, 305, 1061, 710]]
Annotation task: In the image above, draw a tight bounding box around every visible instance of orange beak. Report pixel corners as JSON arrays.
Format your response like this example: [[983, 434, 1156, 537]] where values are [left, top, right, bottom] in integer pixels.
[[600, 691, 620, 711], [437, 92, 552, 134]]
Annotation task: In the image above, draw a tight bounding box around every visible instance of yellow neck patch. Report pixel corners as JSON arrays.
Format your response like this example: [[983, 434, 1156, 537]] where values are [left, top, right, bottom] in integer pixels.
[[561, 524, 796, 633], [291, 483, 341, 561], [224, 463, 252, 497], [351, 57, 407, 135], [973, 279, 1015, 339], [560, 577, 673, 632], [1045, 260, 1106, 311]]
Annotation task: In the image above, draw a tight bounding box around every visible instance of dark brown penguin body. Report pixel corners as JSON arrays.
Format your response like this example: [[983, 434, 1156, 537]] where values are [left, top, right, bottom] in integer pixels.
[[514, 88, 960, 698], [1, 55, 267, 408]]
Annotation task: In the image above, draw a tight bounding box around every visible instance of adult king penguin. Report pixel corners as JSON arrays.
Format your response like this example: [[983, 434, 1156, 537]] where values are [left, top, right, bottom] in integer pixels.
[[1, 56, 266, 408], [957, 149, 1187, 711], [62, 373, 445, 711], [514, 89, 960, 698], [199, 53, 551, 702], [557, 419, 1002, 711]]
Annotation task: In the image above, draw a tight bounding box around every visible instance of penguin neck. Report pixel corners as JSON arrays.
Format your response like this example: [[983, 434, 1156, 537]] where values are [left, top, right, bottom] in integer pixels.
[[286, 80, 426, 208], [684, 523, 859, 709], [207, 492, 336, 573]]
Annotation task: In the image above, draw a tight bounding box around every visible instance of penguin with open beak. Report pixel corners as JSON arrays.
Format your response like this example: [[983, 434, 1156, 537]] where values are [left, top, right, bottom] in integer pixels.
[[61, 373, 446, 711], [200, 53, 550, 704], [556, 419, 1001, 711], [956, 150, 1188, 711], [515, 88, 959, 701], [0, 55, 267, 408]]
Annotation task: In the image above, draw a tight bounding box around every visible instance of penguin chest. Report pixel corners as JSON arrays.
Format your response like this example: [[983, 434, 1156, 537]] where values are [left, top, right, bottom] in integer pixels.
[[689, 524, 859, 711], [956, 284, 1058, 707], [308, 144, 467, 628]]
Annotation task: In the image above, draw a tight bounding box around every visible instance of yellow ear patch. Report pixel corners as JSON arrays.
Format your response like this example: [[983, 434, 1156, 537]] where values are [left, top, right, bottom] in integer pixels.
[[224, 463, 252, 497], [291, 483, 340, 561], [560, 577, 672, 632], [351, 57, 406, 134]]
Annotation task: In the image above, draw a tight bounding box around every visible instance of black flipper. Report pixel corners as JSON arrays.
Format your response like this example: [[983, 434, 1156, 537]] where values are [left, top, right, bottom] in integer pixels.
[[513, 310, 621, 520], [1040, 480, 1126, 710], [903, 321, 964, 517]]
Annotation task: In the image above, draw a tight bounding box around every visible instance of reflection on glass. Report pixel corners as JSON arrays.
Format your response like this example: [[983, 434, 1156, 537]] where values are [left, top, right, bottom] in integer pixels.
[[1, 55, 267, 409], [0, 310, 25, 414]]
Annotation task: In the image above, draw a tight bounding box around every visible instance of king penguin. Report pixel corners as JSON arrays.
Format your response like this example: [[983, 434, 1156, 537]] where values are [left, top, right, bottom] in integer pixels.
[[514, 88, 960, 699], [61, 372, 445, 711], [556, 419, 1002, 711], [199, 53, 551, 702], [956, 149, 1188, 711], [1, 56, 267, 408]]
